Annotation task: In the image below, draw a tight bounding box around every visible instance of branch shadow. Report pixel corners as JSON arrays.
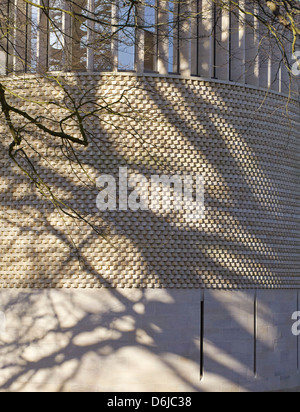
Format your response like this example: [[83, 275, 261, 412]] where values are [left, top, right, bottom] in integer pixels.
[[0, 73, 299, 391]]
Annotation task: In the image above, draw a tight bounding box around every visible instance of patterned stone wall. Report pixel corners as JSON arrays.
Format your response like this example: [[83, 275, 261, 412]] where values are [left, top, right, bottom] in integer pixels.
[[0, 73, 299, 289]]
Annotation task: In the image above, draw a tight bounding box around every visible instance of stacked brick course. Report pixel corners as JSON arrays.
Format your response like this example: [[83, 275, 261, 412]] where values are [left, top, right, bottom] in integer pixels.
[[0, 73, 299, 290]]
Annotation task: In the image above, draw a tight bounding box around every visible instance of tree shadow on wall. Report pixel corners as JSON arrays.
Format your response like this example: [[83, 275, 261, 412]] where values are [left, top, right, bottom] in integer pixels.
[[0, 283, 284, 392], [0, 75, 299, 391]]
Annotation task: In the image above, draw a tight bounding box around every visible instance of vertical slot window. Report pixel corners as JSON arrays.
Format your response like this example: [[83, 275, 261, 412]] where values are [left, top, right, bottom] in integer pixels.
[[212, 1, 217, 79], [118, 2, 136, 71], [48, 0, 64, 71], [0, 0, 10, 74], [30, 4, 39, 72], [24, 2, 29, 72], [195, 0, 200, 76], [144, 0, 157, 72], [93, 0, 113, 71], [13, 0, 31, 73], [168, 0, 179, 74], [228, 2, 233, 82], [71, 0, 88, 72]]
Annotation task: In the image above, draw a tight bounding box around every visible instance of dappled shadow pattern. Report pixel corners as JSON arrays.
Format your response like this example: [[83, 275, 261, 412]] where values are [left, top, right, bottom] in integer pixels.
[[0, 74, 299, 391]]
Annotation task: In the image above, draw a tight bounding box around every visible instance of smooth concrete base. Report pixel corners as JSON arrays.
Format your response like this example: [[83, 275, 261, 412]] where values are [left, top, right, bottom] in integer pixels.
[[0, 288, 299, 392]]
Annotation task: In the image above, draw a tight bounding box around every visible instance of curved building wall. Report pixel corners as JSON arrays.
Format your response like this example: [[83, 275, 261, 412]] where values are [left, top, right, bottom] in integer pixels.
[[0, 73, 299, 289], [0, 73, 299, 392]]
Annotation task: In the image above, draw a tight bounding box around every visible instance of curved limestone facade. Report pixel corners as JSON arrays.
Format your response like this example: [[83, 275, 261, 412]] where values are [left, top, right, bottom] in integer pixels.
[[0, 0, 299, 393], [0, 73, 299, 290], [0, 73, 299, 392]]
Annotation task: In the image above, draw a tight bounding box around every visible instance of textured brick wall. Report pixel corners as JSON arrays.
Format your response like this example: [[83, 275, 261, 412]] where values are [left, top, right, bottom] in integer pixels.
[[0, 73, 299, 289]]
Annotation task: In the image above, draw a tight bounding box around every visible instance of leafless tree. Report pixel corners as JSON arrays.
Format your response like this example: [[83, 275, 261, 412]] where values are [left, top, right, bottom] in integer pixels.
[[0, 0, 298, 231]]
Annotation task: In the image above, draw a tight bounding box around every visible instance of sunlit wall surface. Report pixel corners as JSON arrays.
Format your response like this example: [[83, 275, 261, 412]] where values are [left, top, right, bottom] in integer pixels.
[[0, 0, 299, 393]]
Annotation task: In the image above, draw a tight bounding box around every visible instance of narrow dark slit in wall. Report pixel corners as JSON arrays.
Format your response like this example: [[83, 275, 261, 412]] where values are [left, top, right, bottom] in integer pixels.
[[200, 299, 204, 381], [254, 292, 257, 377]]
